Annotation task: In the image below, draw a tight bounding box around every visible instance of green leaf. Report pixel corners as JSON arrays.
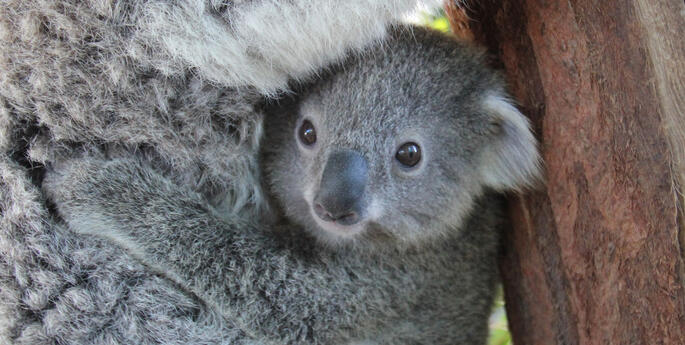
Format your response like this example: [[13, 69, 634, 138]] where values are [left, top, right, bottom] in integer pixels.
[[430, 17, 450, 33], [488, 329, 512, 345]]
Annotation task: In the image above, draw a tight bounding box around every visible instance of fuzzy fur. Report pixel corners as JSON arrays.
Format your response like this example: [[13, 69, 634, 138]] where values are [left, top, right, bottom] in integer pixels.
[[39, 26, 539, 344], [42, 156, 504, 344], [263, 27, 540, 248], [0, 1, 441, 343]]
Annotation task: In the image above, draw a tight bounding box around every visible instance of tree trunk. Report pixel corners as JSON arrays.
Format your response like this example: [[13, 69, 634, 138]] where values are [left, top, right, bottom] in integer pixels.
[[445, 1, 685, 344]]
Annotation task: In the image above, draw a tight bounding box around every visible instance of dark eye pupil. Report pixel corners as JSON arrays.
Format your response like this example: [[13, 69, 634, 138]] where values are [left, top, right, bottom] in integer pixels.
[[299, 120, 316, 145], [396, 142, 421, 167]]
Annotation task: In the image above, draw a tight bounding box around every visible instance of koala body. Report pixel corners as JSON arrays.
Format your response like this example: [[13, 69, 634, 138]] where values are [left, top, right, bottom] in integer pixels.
[[43, 26, 540, 344]]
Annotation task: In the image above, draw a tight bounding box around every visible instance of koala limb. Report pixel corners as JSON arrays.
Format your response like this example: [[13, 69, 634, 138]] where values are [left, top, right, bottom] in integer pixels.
[[43, 157, 425, 343], [43, 156, 498, 345]]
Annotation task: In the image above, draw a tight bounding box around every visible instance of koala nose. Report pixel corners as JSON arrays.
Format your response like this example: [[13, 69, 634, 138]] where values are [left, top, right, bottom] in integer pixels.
[[313, 203, 360, 225], [314, 150, 368, 226]]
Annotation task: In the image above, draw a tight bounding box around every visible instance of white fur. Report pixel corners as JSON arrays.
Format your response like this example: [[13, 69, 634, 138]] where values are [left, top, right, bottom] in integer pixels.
[[140, 0, 440, 95], [366, 198, 384, 222], [480, 94, 542, 191]]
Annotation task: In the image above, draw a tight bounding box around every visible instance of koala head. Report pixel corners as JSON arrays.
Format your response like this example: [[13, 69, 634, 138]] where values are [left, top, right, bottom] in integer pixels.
[[263, 26, 540, 248]]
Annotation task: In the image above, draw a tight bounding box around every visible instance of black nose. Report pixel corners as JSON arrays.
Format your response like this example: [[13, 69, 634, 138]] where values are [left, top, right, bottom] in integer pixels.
[[314, 150, 368, 226]]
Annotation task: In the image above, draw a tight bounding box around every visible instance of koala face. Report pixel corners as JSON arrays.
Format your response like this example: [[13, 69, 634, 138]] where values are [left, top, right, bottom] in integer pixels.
[[263, 27, 540, 248]]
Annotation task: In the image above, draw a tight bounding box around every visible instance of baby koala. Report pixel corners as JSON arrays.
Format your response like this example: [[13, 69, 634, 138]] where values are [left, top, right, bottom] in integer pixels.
[[263, 26, 539, 249], [45, 26, 540, 344]]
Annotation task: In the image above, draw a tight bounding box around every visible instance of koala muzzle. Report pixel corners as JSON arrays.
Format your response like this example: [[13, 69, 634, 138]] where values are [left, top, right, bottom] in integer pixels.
[[314, 150, 368, 226]]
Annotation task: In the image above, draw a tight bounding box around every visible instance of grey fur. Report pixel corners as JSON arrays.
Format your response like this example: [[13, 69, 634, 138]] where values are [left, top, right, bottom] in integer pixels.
[[264, 27, 540, 248], [42, 26, 540, 344], [0, 1, 442, 343]]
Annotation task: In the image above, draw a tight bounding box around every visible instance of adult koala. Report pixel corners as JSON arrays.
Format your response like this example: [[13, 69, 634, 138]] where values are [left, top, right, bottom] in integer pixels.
[[0, 1, 438, 343]]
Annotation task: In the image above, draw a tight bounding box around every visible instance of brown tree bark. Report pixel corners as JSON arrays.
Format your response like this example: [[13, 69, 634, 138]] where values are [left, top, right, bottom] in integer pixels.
[[445, 1, 685, 344]]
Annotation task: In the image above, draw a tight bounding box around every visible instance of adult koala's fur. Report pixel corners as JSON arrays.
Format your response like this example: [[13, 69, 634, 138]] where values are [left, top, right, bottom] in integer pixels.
[[0, 1, 440, 343]]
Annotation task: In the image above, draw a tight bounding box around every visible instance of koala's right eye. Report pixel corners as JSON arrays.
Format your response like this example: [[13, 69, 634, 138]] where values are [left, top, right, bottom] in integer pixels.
[[298, 120, 317, 146]]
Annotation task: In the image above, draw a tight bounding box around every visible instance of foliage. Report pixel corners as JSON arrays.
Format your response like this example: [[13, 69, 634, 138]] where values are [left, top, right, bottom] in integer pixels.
[[420, 9, 451, 33], [487, 290, 512, 345]]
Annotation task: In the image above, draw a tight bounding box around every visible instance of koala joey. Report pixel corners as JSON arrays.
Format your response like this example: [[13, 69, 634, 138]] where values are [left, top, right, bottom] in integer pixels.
[[263, 26, 540, 249], [45, 26, 540, 344]]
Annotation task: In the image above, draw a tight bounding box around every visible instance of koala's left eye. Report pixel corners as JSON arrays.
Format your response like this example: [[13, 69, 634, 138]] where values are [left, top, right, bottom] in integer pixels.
[[395, 142, 421, 167]]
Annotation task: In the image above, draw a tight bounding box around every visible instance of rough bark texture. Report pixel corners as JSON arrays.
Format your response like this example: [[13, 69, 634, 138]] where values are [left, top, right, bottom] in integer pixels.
[[445, 1, 685, 344]]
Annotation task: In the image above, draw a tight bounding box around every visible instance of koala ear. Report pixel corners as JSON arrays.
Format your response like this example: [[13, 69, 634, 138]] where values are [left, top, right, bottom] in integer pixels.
[[479, 94, 542, 192]]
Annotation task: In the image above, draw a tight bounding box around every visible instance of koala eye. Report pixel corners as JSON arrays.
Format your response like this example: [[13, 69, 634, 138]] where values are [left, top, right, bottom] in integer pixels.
[[298, 120, 317, 146], [395, 142, 421, 167]]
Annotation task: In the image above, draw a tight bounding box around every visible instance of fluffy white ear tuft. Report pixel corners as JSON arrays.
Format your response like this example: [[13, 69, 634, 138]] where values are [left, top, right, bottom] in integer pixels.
[[479, 94, 542, 192]]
